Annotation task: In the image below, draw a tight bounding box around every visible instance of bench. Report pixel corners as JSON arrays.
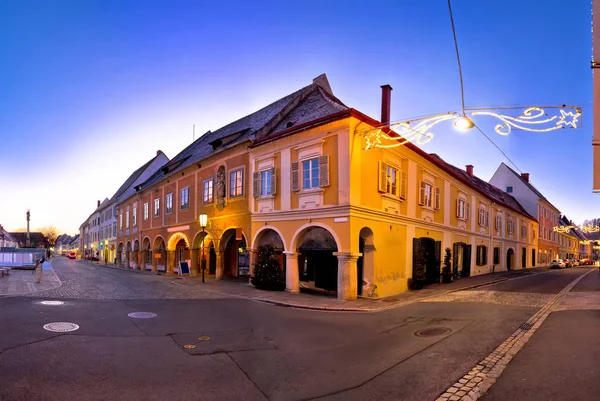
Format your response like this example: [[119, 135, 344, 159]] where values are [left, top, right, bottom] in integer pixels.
[[0, 267, 10, 277]]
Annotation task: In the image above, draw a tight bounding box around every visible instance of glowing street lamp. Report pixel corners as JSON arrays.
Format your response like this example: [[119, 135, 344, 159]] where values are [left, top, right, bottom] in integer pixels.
[[199, 213, 208, 283], [453, 115, 475, 130]]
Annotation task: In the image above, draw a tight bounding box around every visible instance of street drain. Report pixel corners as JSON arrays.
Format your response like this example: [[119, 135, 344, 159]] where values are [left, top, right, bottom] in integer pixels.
[[415, 327, 452, 337], [39, 301, 64, 306], [198, 336, 211, 341], [127, 312, 157, 319], [519, 322, 533, 331], [184, 344, 197, 349], [43, 322, 79, 333]]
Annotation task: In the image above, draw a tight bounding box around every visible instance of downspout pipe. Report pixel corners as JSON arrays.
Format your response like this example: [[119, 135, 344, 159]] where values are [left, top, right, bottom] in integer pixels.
[[490, 202, 495, 274]]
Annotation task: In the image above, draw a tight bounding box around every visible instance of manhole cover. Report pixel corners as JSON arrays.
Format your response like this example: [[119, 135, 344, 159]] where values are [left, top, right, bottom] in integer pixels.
[[39, 301, 64, 306], [43, 322, 79, 332], [415, 327, 452, 337], [127, 312, 157, 319], [198, 336, 211, 341], [184, 344, 197, 349]]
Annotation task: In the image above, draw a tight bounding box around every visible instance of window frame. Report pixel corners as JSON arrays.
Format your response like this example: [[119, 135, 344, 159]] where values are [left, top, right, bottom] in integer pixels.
[[153, 198, 160, 217], [302, 158, 320, 190], [165, 193, 173, 215], [229, 168, 244, 198], [260, 169, 273, 196], [203, 178, 214, 204], [180, 187, 189, 210], [143, 202, 149, 221]]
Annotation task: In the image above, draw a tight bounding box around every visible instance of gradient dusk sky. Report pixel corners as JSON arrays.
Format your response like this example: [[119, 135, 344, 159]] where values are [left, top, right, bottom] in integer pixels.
[[0, 0, 593, 235]]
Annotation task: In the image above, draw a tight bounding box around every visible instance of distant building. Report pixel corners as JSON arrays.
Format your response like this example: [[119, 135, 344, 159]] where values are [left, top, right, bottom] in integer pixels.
[[8, 232, 47, 248], [0, 225, 18, 248]]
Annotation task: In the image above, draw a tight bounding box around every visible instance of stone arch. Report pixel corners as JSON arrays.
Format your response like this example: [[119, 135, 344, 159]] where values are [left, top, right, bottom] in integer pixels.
[[220, 228, 249, 278], [293, 225, 339, 293], [126, 241, 132, 268], [167, 232, 190, 251], [190, 230, 212, 277], [358, 227, 375, 297], [153, 235, 167, 273], [252, 226, 287, 252], [291, 223, 342, 252], [506, 247, 515, 271], [142, 237, 152, 267], [117, 242, 124, 267]]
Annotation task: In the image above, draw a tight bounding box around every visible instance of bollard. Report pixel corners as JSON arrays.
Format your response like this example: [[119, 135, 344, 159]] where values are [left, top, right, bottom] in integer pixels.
[[35, 265, 42, 283]]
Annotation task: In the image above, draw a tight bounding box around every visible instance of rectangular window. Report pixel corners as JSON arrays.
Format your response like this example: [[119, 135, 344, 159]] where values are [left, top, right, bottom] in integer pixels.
[[154, 198, 160, 217], [508, 219, 514, 234], [521, 225, 526, 238], [112, 222, 116, 237], [144, 202, 149, 220], [476, 245, 487, 266], [229, 169, 244, 197], [419, 181, 434, 208], [493, 247, 500, 265], [532, 226, 536, 240], [261, 170, 272, 196], [302, 159, 319, 190], [126, 210, 130, 228], [387, 165, 398, 196], [180, 187, 189, 210], [495, 215, 502, 231], [506, 186, 513, 193], [133, 206, 137, 227], [166, 193, 173, 214], [457, 198, 469, 220], [119, 213, 123, 230], [203, 179, 214, 203]]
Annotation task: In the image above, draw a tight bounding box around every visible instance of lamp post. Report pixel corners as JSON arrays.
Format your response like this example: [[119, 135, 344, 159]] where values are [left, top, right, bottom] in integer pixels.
[[199, 213, 208, 283]]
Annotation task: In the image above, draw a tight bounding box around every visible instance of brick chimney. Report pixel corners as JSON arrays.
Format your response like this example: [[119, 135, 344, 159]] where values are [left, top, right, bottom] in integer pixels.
[[466, 165, 474, 177], [381, 84, 392, 126], [97, 200, 100, 208], [521, 173, 529, 182]]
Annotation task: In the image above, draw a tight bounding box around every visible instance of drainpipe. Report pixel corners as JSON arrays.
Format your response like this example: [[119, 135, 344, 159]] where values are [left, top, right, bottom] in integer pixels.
[[490, 202, 495, 274]]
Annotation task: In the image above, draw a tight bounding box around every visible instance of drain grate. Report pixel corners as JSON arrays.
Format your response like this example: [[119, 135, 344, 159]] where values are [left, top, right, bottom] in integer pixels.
[[415, 327, 452, 337], [43, 322, 79, 332], [519, 322, 533, 331], [127, 312, 157, 319]]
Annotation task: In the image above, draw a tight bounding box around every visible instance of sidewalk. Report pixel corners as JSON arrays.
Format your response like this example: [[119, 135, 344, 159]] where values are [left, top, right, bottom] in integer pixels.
[[0, 262, 62, 297], [87, 258, 548, 312]]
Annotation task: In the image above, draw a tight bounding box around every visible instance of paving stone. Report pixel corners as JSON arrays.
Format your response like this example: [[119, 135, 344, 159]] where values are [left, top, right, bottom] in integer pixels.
[[449, 396, 460, 401], [456, 390, 466, 396], [447, 387, 458, 394]]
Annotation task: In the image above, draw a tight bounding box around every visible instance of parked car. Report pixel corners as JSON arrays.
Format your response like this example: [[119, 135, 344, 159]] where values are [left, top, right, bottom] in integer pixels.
[[67, 252, 76, 259], [579, 258, 590, 265], [550, 259, 566, 269], [571, 259, 580, 267]]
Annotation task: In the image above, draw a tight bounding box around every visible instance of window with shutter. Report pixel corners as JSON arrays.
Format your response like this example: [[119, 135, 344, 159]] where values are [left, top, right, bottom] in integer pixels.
[[252, 172, 260, 198], [291, 162, 299, 192], [419, 181, 426, 205], [466, 202, 470, 220], [318, 155, 329, 187], [434, 187, 440, 210], [457, 199, 462, 218], [400, 171, 407, 199], [270, 167, 277, 195], [485, 211, 489, 227], [378, 162, 387, 193]]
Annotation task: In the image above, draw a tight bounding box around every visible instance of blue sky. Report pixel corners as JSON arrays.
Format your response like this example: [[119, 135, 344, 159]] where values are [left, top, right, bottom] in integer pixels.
[[0, 0, 593, 234]]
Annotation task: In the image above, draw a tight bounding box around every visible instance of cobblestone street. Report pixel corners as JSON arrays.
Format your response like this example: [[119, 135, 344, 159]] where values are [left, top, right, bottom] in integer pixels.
[[24, 257, 231, 300]]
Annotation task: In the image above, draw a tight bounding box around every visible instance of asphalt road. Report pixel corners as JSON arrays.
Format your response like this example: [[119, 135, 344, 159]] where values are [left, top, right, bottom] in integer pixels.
[[0, 259, 596, 401]]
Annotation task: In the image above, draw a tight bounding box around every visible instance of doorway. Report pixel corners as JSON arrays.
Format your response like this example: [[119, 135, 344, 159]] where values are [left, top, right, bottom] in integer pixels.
[[507, 248, 515, 270], [453, 242, 472, 277], [413, 237, 441, 285]]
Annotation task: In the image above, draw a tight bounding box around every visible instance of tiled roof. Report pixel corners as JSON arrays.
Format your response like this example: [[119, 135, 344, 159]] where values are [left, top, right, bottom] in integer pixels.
[[499, 162, 560, 212], [108, 151, 168, 205], [429, 154, 536, 221], [137, 74, 348, 191]]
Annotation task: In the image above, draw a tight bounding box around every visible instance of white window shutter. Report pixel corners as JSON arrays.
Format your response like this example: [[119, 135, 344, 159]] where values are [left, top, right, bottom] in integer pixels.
[[291, 162, 299, 192], [378, 161, 387, 193], [419, 181, 426, 205], [400, 170, 407, 199], [252, 172, 259, 198], [466, 202, 470, 220], [456, 200, 461, 218], [434, 187, 440, 210], [270, 167, 276, 195], [318, 155, 329, 187]]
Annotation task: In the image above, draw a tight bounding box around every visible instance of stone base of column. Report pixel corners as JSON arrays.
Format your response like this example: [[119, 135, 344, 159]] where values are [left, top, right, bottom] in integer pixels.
[[333, 252, 362, 301]]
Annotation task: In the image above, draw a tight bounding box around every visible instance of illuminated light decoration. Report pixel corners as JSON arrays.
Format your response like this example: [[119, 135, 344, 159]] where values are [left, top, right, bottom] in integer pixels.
[[363, 113, 457, 150], [552, 224, 600, 234], [580, 240, 592, 245], [361, 106, 581, 150], [594, 246, 600, 250], [470, 107, 581, 136]]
